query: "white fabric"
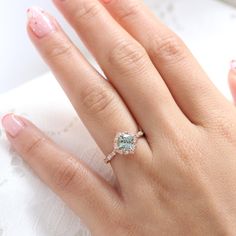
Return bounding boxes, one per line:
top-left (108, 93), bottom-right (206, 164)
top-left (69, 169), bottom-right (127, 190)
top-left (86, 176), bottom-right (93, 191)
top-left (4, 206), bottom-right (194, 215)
top-left (0, 0), bottom-right (236, 235)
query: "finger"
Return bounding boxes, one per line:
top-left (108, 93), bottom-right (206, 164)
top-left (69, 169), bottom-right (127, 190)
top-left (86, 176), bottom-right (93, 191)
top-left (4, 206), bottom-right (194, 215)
top-left (52, 0), bottom-right (190, 139)
top-left (27, 7), bottom-right (151, 179)
top-left (229, 60), bottom-right (236, 104)
top-left (1, 114), bottom-right (121, 230)
top-left (100, 0), bottom-right (232, 125)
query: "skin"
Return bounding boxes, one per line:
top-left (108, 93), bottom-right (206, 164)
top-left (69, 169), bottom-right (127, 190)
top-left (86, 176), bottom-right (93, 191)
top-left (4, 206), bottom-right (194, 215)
top-left (3, 0), bottom-right (236, 235)
top-left (229, 68), bottom-right (236, 104)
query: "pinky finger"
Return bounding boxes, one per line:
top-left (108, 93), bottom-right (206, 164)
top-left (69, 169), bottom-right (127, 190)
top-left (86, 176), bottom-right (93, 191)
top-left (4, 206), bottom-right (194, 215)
top-left (228, 60), bottom-right (236, 104)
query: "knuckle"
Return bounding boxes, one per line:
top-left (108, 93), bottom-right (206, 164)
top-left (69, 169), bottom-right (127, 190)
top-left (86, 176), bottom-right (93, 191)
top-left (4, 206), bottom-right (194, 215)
top-left (47, 41), bottom-right (73, 60)
top-left (24, 136), bottom-right (47, 156)
top-left (108, 40), bottom-right (148, 73)
top-left (81, 85), bottom-right (116, 116)
top-left (53, 155), bottom-right (79, 191)
top-left (74, 1), bottom-right (101, 22)
top-left (151, 34), bottom-right (186, 64)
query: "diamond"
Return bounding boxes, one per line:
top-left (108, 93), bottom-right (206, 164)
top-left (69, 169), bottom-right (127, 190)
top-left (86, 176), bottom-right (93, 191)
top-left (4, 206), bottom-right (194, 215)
top-left (104, 130), bottom-right (144, 163)
top-left (114, 132), bottom-right (136, 155)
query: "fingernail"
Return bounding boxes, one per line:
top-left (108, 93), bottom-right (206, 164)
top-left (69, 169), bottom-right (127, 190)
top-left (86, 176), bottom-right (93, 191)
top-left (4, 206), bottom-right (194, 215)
top-left (1, 114), bottom-right (25, 137)
top-left (230, 60), bottom-right (236, 71)
top-left (27, 6), bottom-right (56, 38)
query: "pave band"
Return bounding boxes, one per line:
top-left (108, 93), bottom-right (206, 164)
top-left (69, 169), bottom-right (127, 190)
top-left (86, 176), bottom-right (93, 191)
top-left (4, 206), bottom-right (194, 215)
top-left (104, 130), bottom-right (144, 164)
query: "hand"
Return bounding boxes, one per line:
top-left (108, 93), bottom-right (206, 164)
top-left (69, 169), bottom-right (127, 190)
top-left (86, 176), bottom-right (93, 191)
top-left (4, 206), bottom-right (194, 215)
top-left (2, 1), bottom-right (236, 235)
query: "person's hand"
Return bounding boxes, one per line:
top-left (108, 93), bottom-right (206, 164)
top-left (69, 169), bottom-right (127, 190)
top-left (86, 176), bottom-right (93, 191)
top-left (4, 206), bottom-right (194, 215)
top-left (2, 1), bottom-right (236, 235)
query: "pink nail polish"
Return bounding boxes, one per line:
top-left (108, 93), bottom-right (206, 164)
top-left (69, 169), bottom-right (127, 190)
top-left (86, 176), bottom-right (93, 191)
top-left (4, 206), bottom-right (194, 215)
top-left (27, 6), bottom-right (56, 38)
top-left (1, 114), bottom-right (25, 137)
top-left (230, 60), bottom-right (236, 71)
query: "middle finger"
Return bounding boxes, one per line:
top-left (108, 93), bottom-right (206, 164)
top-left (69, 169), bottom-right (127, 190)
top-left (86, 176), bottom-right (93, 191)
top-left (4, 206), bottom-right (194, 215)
top-left (27, 7), bottom-right (149, 184)
top-left (53, 0), bottom-right (190, 141)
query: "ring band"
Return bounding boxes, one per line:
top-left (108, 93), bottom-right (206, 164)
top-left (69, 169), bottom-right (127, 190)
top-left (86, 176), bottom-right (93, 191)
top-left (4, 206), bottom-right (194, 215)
top-left (104, 130), bottom-right (144, 164)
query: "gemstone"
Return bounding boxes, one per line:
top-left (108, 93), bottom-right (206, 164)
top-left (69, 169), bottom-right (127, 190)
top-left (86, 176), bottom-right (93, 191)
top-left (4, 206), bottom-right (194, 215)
top-left (116, 133), bottom-right (135, 153)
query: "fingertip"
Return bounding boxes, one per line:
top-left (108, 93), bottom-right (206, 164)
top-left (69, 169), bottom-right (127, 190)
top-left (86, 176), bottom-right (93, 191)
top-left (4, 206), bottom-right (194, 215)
top-left (1, 113), bottom-right (13, 124)
top-left (26, 6), bottom-right (57, 39)
top-left (1, 113), bottom-right (26, 138)
top-left (230, 60), bottom-right (236, 70)
top-left (228, 60), bottom-right (236, 103)
top-left (229, 60), bottom-right (236, 80)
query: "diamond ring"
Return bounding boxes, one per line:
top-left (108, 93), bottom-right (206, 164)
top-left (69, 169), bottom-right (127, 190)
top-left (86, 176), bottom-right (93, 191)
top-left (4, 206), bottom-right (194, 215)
top-left (104, 130), bottom-right (144, 164)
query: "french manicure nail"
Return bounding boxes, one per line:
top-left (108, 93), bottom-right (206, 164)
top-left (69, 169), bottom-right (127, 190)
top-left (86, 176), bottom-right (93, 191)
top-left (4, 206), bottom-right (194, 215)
top-left (230, 60), bottom-right (236, 71)
top-left (1, 114), bottom-right (25, 137)
top-left (27, 6), bottom-right (56, 38)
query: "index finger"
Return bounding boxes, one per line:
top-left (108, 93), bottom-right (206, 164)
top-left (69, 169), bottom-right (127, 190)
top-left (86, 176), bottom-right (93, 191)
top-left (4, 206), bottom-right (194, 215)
top-left (1, 113), bottom-right (121, 228)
